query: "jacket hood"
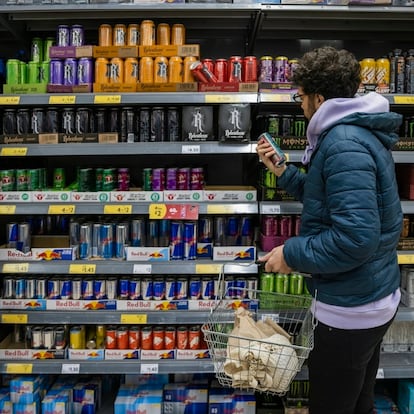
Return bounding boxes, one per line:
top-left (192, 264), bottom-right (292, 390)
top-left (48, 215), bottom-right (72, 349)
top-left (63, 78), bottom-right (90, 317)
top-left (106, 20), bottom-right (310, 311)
top-left (303, 92), bottom-right (402, 164)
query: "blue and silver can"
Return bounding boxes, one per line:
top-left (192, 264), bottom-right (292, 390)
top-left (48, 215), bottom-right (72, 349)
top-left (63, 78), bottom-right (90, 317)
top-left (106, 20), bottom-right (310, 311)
top-left (92, 223), bottom-right (101, 257)
top-left (153, 277), bottom-right (166, 300)
top-left (131, 218), bottom-right (146, 247)
top-left (128, 278), bottom-right (141, 300)
top-left (201, 276), bottom-right (214, 300)
top-left (115, 224), bottom-right (127, 259)
top-left (63, 58), bottom-right (77, 86)
top-left (17, 222), bottom-right (31, 253)
top-left (15, 278), bottom-right (25, 299)
top-left (176, 277), bottom-right (188, 299)
top-left (35, 277), bottom-right (47, 299)
top-left (170, 221), bottom-right (183, 260)
top-left (107, 277), bottom-right (117, 300)
top-left (226, 216), bottom-right (239, 246)
top-left (48, 279), bottom-right (60, 299)
top-left (81, 278), bottom-right (94, 300)
top-left (159, 219), bottom-right (170, 247)
top-left (214, 216), bottom-right (226, 247)
top-left (165, 277), bottom-right (176, 300)
top-left (100, 223), bottom-right (114, 259)
top-left (198, 216), bottom-right (212, 243)
top-left (93, 279), bottom-right (107, 299)
top-left (118, 277), bottom-right (130, 299)
top-left (189, 277), bottom-right (201, 300)
top-left (184, 221), bottom-right (197, 260)
top-left (7, 222), bottom-right (18, 248)
top-left (60, 278), bottom-right (72, 300)
top-left (141, 277), bottom-right (153, 300)
top-left (79, 223), bottom-right (92, 260)
top-left (72, 278), bottom-right (82, 300)
top-left (3, 277), bottom-right (15, 299)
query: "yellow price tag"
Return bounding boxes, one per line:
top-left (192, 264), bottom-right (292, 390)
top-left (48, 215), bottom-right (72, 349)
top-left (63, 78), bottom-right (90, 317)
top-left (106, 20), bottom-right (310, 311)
top-left (0, 205), bottom-right (16, 214)
top-left (207, 205), bottom-right (237, 214)
top-left (6, 363), bottom-right (32, 374)
top-left (205, 94), bottom-right (242, 103)
top-left (394, 96), bottom-right (414, 105)
top-left (69, 264), bottom-right (96, 274)
top-left (148, 204), bottom-right (167, 219)
top-left (48, 95), bottom-right (76, 105)
top-left (48, 205), bottom-right (76, 214)
top-left (260, 93), bottom-right (292, 103)
top-left (120, 314), bottom-right (148, 324)
top-left (2, 314), bottom-right (28, 324)
top-left (0, 96), bottom-right (20, 105)
top-left (3, 263), bottom-right (29, 273)
top-left (94, 95), bottom-right (121, 104)
top-left (398, 254), bottom-right (414, 264)
top-left (196, 264), bottom-right (224, 274)
top-left (104, 204), bottom-right (132, 214)
top-left (0, 147), bottom-right (28, 156)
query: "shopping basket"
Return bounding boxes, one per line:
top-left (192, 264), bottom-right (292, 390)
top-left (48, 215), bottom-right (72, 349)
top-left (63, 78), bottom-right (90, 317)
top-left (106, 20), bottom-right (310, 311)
top-left (201, 286), bottom-right (315, 396)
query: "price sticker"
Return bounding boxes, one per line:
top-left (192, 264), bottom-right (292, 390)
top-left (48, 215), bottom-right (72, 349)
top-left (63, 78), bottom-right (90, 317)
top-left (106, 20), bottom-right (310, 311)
top-left (205, 94), bottom-right (243, 103)
top-left (62, 363), bottom-right (80, 374)
top-left (149, 204), bottom-right (199, 220)
top-left (0, 205), bottom-right (16, 214)
top-left (207, 205), bottom-right (237, 214)
top-left (2, 314), bottom-right (28, 324)
top-left (140, 363), bottom-right (158, 374)
top-left (0, 96), bottom-right (20, 105)
top-left (398, 254), bottom-right (414, 265)
top-left (6, 363), bottom-right (32, 374)
top-left (376, 368), bottom-right (385, 379)
top-left (104, 204), bottom-right (132, 214)
top-left (261, 204), bottom-right (281, 215)
top-left (48, 95), bottom-right (76, 105)
top-left (120, 314), bottom-right (148, 324)
top-left (149, 204), bottom-right (167, 219)
top-left (196, 264), bottom-right (223, 274)
top-left (94, 95), bottom-right (121, 104)
top-left (260, 93), bottom-right (292, 103)
top-left (3, 263), bottom-right (29, 273)
top-left (69, 264), bottom-right (96, 274)
top-left (394, 96), bottom-right (414, 105)
top-left (182, 145), bottom-right (201, 154)
top-left (0, 147), bottom-right (28, 156)
top-left (48, 205), bottom-right (76, 215)
top-left (133, 264), bottom-right (152, 274)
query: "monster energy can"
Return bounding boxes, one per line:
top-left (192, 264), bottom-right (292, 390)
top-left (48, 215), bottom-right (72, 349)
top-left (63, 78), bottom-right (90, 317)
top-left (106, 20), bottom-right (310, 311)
top-left (294, 115), bottom-right (306, 137)
top-left (267, 114), bottom-right (280, 138)
top-left (275, 273), bottom-right (289, 294)
top-left (260, 272), bottom-right (274, 292)
top-left (289, 273), bottom-right (304, 295)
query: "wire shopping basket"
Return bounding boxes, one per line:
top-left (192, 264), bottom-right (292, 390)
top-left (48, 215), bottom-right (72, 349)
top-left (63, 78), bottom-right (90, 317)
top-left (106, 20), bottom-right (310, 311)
top-left (201, 286), bottom-right (315, 396)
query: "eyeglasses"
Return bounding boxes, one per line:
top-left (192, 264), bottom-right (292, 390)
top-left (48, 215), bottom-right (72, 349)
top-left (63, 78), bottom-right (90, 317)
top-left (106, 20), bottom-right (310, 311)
top-left (293, 93), bottom-right (306, 103)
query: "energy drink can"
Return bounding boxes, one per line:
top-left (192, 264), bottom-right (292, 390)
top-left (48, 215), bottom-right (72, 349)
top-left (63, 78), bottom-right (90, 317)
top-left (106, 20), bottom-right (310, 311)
top-left (141, 326), bottom-right (153, 350)
top-left (40, 61), bottom-right (50, 84)
top-left (177, 167), bottom-right (190, 190)
top-left (171, 23), bottom-right (185, 45)
top-left (3, 109), bottom-right (17, 135)
top-left (118, 167), bottom-right (130, 190)
top-left (115, 224), bottom-right (127, 259)
top-left (201, 276), bottom-right (214, 299)
top-left (27, 61), bottom-right (40, 83)
top-left (166, 168), bottom-right (178, 190)
top-left (214, 58), bottom-right (228, 82)
top-left (260, 272), bottom-right (274, 292)
top-left (107, 277), bottom-right (117, 300)
top-left (259, 56), bottom-right (273, 82)
top-left (49, 59), bottom-right (63, 85)
top-left (75, 108), bottom-right (91, 134)
top-left (141, 277), bottom-right (153, 300)
top-left (43, 37), bottom-right (55, 62)
top-left (165, 327), bottom-right (176, 349)
top-left (81, 278), bottom-right (94, 300)
top-left (77, 57), bottom-right (93, 84)
top-left (116, 327), bottom-right (129, 349)
top-left (45, 108), bottom-right (59, 133)
top-left (113, 24), bottom-right (127, 46)
top-left (95, 57), bottom-right (110, 84)
top-left (127, 24), bottom-right (140, 46)
top-left (105, 326), bottom-right (117, 349)
top-left (14, 277), bottom-right (25, 299)
top-left (7, 223), bottom-right (19, 248)
top-left (142, 168), bottom-right (152, 191)
top-left (198, 216), bottom-right (213, 243)
top-left (167, 106), bottom-right (180, 142)
top-left (124, 57), bottom-right (139, 84)
top-left (24, 277), bottom-right (35, 299)
top-left (62, 107), bottom-right (75, 134)
top-left (170, 221), bottom-right (184, 260)
top-left (108, 108), bottom-right (119, 133)
top-left (228, 56), bottom-right (243, 83)
top-left (17, 222), bottom-right (31, 253)
top-left (139, 56), bottom-right (154, 83)
top-left (101, 223), bottom-right (114, 258)
top-left (294, 115), bottom-right (306, 137)
top-left (190, 167), bottom-right (204, 190)
top-left (376, 57), bottom-right (391, 91)
top-left (147, 220), bottom-right (159, 247)
top-left (139, 107), bottom-right (151, 141)
top-left (102, 168), bottom-right (116, 191)
top-left (243, 56), bottom-right (258, 82)
top-left (258, 132), bottom-right (286, 167)
top-left (48, 279), bottom-right (60, 299)
top-left (36, 277), bottom-right (47, 299)
top-left (280, 215), bottom-right (292, 237)
top-left (57, 25), bottom-right (70, 47)
top-left (140, 20), bottom-right (155, 46)
top-left (168, 56), bottom-right (183, 83)
top-left (129, 327), bottom-right (140, 349)
top-left (31, 38), bottom-right (43, 62)
top-left (360, 57), bottom-right (376, 85)
top-left (189, 326), bottom-right (201, 350)
top-left (129, 278), bottom-right (141, 300)
top-left (31, 108), bottom-right (45, 134)
top-left (131, 218), bottom-right (146, 247)
top-left (99, 24), bottom-right (112, 46)
top-left (43, 326), bottom-right (55, 349)
top-left (274, 56), bottom-right (288, 83)
top-left (121, 108), bottom-right (136, 143)
top-left (0, 169), bottom-right (15, 191)
top-left (6, 59), bottom-right (20, 84)
top-left (3, 277), bottom-right (15, 298)
top-left (78, 168), bottom-right (94, 192)
top-left (60, 278), bottom-right (72, 299)
top-left (153, 277), bottom-right (166, 300)
top-left (54, 326), bottom-right (66, 349)
top-left (183, 221), bottom-right (197, 260)
top-left (247, 277), bottom-right (258, 299)
top-left (159, 219), bottom-right (170, 247)
top-left (176, 277), bottom-right (188, 299)
top-left (31, 326), bottom-right (44, 349)
top-left (53, 167), bottom-right (65, 190)
top-left (72, 278), bottom-right (82, 300)
top-left (275, 273), bottom-right (289, 294)
top-left (289, 273), bottom-right (304, 295)
top-left (190, 60), bottom-right (217, 83)
top-left (152, 327), bottom-right (165, 350)
top-left (94, 279), bottom-right (107, 299)
top-left (165, 277), bottom-right (176, 300)
top-left (95, 109), bottom-right (107, 133)
top-left (63, 58), bottom-right (77, 85)
top-left (70, 24), bottom-right (84, 46)
top-left (118, 277), bottom-right (129, 300)
top-left (151, 107), bottom-right (165, 141)
top-left (183, 56), bottom-right (197, 82)
top-left (109, 57), bottom-right (123, 83)
top-left (189, 277), bottom-right (201, 299)
top-left (151, 168), bottom-right (165, 191)
top-left (176, 326), bottom-right (188, 349)
top-left (157, 23), bottom-right (170, 45)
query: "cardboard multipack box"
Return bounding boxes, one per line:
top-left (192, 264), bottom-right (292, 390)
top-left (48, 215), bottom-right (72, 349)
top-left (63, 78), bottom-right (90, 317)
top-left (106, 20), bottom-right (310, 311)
top-left (136, 83), bottom-right (197, 93)
top-left (138, 44), bottom-right (199, 57)
top-left (93, 46), bottom-right (138, 58)
top-left (93, 83), bottom-right (136, 93)
top-left (163, 383), bottom-right (208, 412)
top-left (49, 45), bottom-right (94, 58)
top-left (198, 82), bottom-right (258, 93)
top-left (3, 83), bottom-right (47, 94)
top-left (47, 84), bottom-right (92, 93)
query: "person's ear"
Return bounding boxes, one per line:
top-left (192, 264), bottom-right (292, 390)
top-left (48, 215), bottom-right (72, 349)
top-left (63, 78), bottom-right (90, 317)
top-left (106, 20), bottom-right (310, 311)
top-left (315, 93), bottom-right (325, 107)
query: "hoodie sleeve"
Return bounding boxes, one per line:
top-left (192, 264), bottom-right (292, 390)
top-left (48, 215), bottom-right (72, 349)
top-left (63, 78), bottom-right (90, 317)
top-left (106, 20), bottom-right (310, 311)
top-left (283, 130), bottom-right (381, 274)
top-left (277, 165), bottom-right (307, 203)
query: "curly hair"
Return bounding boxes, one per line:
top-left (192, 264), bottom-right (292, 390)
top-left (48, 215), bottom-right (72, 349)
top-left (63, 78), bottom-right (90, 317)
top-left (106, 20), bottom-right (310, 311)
top-left (291, 46), bottom-right (361, 100)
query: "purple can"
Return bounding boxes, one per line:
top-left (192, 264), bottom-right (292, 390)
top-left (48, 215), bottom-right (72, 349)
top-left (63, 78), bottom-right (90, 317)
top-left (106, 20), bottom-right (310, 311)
top-left (183, 221), bottom-right (197, 260)
top-left (177, 167), bottom-right (190, 190)
top-left (153, 277), bottom-right (166, 300)
top-left (166, 168), bottom-right (177, 190)
top-left (57, 25), bottom-right (70, 47)
top-left (63, 58), bottom-right (77, 86)
top-left (274, 56), bottom-right (288, 83)
top-left (70, 24), bottom-right (84, 47)
top-left (190, 167), bottom-right (204, 190)
top-left (117, 168), bottom-right (130, 191)
top-left (170, 221), bottom-right (183, 260)
top-left (280, 215), bottom-right (292, 237)
top-left (50, 59), bottom-right (63, 85)
top-left (259, 56), bottom-right (273, 83)
top-left (152, 168), bottom-right (165, 191)
top-left (77, 57), bottom-right (93, 84)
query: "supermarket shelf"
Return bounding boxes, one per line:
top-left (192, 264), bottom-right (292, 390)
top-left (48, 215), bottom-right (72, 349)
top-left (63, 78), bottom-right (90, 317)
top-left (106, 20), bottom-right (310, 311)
top-left (0, 260), bottom-right (259, 275)
top-left (259, 201), bottom-right (303, 215)
top-left (393, 152), bottom-right (414, 164)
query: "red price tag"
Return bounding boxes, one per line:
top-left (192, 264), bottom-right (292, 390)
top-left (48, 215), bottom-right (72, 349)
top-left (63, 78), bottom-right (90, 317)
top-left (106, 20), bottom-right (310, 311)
top-left (149, 204), bottom-right (199, 220)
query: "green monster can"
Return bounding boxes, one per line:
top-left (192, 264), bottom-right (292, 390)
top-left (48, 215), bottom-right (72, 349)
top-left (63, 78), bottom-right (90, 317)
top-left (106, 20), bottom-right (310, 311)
top-left (142, 168), bottom-right (152, 191)
top-left (28, 169), bottom-right (40, 191)
top-left (27, 61), bottom-right (40, 83)
top-left (263, 168), bottom-right (277, 188)
top-left (95, 168), bottom-right (104, 191)
top-left (260, 272), bottom-right (275, 292)
top-left (53, 168), bottom-right (66, 190)
top-left (15, 169), bottom-right (28, 191)
top-left (0, 170), bottom-right (16, 191)
top-left (102, 168), bottom-right (116, 191)
top-left (289, 273), bottom-right (304, 295)
top-left (6, 59), bottom-right (20, 85)
top-left (78, 168), bottom-right (94, 192)
top-left (39, 168), bottom-right (47, 189)
top-left (275, 273), bottom-right (289, 294)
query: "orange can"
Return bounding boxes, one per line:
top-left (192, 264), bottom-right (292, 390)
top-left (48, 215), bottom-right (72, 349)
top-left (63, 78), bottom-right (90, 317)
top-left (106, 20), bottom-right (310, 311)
top-left (116, 326), bottom-right (129, 349)
top-left (113, 24), bottom-right (127, 46)
top-left (169, 56), bottom-right (183, 83)
top-left (164, 327), bottom-right (176, 350)
top-left (95, 57), bottom-right (110, 84)
top-left (360, 58), bottom-right (376, 85)
top-left (188, 325), bottom-right (200, 350)
top-left (176, 326), bottom-right (188, 350)
top-left (105, 325), bottom-right (117, 349)
top-left (171, 24), bottom-right (185, 45)
top-left (140, 20), bottom-right (155, 46)
top-left (127, 23), bottom-right (139, 46)
top-left (99, 24), bottom-right (112, 46)
top-left (154, 56), bottom-right (168, 83)
top-left (141, 326), bottom-right (153, 350)
top-left (124, 57), bottom-right (139, 83)
top-left (139, 56), bottom-right (154, 83)
top-left (152, 327), bottom-right (165, 350)
top-left (109, 57), bottom-right (124, 83)
top-left (129, 327), bottom-right (140, 349)
top-left (375, 57), bottom-right (390, 89)
top-left (157, 23), bottom-right (170, 46)
top-left (183, 56), bottom-right (197, 82)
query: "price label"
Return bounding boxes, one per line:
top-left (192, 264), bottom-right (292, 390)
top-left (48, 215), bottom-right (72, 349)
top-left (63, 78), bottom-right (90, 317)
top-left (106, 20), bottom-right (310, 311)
top-left (398, 254), bottom-right (414, 264)
top-left (182, 145), bottom-right (201, 154)
top-left (94, 95), bottom-right (121, 104)
top-left (120, 314), bottom-right (148, 324)
top-left (140, 363), bottom-right (158, 374)
top-left (133, 264), bottom-right (152, 274)
top-left (104, 204), bottom-right (132, 214)
top-left (205, 94), bottom-right (242, 103)
top-left (207, 205), bottom-right (237, 214)
top-left (61, 363), bottom-right (80, 374)
top-left (69, 264), bottom-right (96, 274)
top-left (0, 96), bottom-right (20, 105)
top-left (394, 96), bottom-right (414, 105)
top-left (48, 205), bottom-right (76, 214)
top-left (0, 205), bottom-right (16, 214)
top-left (6, 363), bottom-right (32, 374)
top-left (196, 264), bottom-right (223, 274)
top-left (260, 93), bottom-right (292, 103)
top-left (0, 147), bottom-right (28, 156)
top-left (3, 263), bottom-right (29, 273)
top-left (48, 95), bottom-right (76, 105)
top-left (148, 204), bottom-right (167, 219)
top-left (376, 368), bottom-right (385, 379)
top-left (2, 314), bottom-right (28, 324)
top-left (149, 204), bottom-right (199, 220)
top-left (262, 204), bottom-right (281, 215)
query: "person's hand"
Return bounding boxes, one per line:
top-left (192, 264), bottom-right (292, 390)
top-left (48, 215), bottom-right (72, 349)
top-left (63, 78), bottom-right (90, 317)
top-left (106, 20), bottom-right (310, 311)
top-left (256, 139), bottom-right (287, 177)
top-left (258, 244), bottom-right (293, 274)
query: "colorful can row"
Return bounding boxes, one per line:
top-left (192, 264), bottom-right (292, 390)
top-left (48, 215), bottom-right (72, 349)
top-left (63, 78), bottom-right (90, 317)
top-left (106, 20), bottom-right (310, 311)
top-left (49, 57), bottom-right (93, 85)
top-left (259, 55), bottom-right (299, 83)
top-left (142, 166), bottom-right (204, 191)
top-left (6, 59), bottom-right (49, 85)
top-left (260, 272), bottom-right (307, 295)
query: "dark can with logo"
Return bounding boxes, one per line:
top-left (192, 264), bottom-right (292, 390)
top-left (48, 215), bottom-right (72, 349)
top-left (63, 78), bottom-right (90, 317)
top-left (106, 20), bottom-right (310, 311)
top-left (31, 108), bottom-right (45, 134)
top-left (45, 108), bottom-right (60, 133)
top-left (139, 107), bottom-right (151, 142)
top-left (75, 107), bottom-right (91, 134)
top-left (63, 58), bottom-right (77, 86)
top-left (281, 114), bottom-right (294, 137)
top-left (77, 57), bottom-right (93, 84)
top-left (50, 59), bottom-right (63, 85)
top-left (150, 107), bottom-right (165, 142)
top-left (95, 108), bottom-right (107, 133)
top-left (78, 168), bottom-right (94, 191)
top-left (190, 167), bottom-right (204, 190)
top-left (167, 107), bottom-right (180, 142)
top-left (3, 109), bottom-right (17, 135)
top-left (109, 108), bottom-right (119, 133)
top-left (62, 108), bottom-right (75, 134)
top-left (294, 115), bottom-right (306, 137)
top-left (177, 167), bottom-right (190, 190)
top-left (228, 56), bottom-right (243, 83)
top-left (121, 107), bottom-right (136, 143)
top-left (16, 109), bottom-right (30, 134)
top-left (102, 168), bottom-right (116, 191)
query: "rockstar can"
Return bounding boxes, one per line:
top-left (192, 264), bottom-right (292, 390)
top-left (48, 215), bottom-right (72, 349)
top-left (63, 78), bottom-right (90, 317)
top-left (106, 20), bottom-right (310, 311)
top-left (57, 25), bottom-right (70, 47)
top-left (109, 57), bottom-right (123, 83)
top-left (77, 57), bottom-right (93, 84)
top-left (242, 56), bottom-right (258, 82)
top-left (63, 58), bottom-right (77, 86)
top-left (49, 59), bottom-right (63, 85)
top-left (113, 24), bottom-right (127, 46)
top-left (228, 56), bottom-right (243, 83)
top-left (70, 24), bottom-right (84, 46)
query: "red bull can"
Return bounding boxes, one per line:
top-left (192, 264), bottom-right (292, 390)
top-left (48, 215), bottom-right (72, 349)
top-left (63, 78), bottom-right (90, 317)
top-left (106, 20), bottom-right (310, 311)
top-left (79, 223), bottom-right (92, 260)
top-left (201, 276), bottom-right (214, 299)
top-left (107, 277), bottom-right (117, 300)
top-left (101, 223), bottom-right (114, 259)
top-left (128, 278), bottom-right (141, 300)
top-left (131, 218), bottom-right (146, 247)
top-left (189, 277), bottom-right (201, 300)
top-left (81, 279), bottom-right (94, 300)
top-left (141, 277), bottom-right (153, 300)
top-left (35, 277), bottom-right (47, 299)
top-left (72, 278), bottom-right (82, 300)
top-left (170, 221), bottom-right (184, 260)
top-left (115, 224), bottom-right (127, 259)
top-left (198, 216), bottom-right (213, 243)
top-left (7, 222), bottom-right (18, 248)
top-left (184, 221), bottom-right (197, 260)
top-left (176, 277), bottom-right (188, 299)
top-left (94, 279), bottom-right (107, 299)
top-left (153, 277), bottom-right (166, 300)
top-left (224, 276), bottom-right (234, 299)
top-left (48, 279), bottom-right (60, 299)
top-left (118, 277), bottom-right (130, 300)
top-left (234, 278), bottom-right (247, 299)
top-left (15, 278), bottom-right (25, 299)
top-left (3, 277), bottom-right (15, 299)
top-left (60, 278), bottom-right (72, 299)
top-left (165, 277), bottom-right (176, 300)
top-left (226, 216), bottom-right (239, 246)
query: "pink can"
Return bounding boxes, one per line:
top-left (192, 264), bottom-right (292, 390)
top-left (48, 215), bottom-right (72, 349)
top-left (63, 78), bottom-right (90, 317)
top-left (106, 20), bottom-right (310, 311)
top-left (177, 167), bottom-right (190, 190)
top-left (190, 167), bottom-right (204, 190)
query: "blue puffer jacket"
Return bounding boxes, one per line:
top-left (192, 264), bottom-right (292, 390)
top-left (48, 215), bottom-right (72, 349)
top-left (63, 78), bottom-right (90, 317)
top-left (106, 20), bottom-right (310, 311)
top-left (279, 102), bottom-right (403, 307)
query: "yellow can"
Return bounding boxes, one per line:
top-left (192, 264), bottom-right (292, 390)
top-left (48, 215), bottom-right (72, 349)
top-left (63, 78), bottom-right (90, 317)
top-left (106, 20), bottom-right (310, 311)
top-left (96, 325), bottom-right (106, 349)
top-left (70, 325), bottom-right (85, 349)
top-left (99, 24), bottom-right (112, 47)
top-left (183, 56), bottom-right (197, 82)
top-left (169, 56), bottom-right (183, 83)
top-left (375, 57), bottom-right (390, 88)
top-left (127, 24), bottom-right (140, 46)
top-left (109, 57), bottom-right (124, 83)
top-left (171, 23), bottom-right (185, 45)
top-left (140, 20), bottom-right (155, 46)
top-left (124, 57), bottom-right (139, 83)
top-left (154, 56), bottom-right (168, 83)
top-left (157, 23), bottom-right (170, 45)
top-left (113, 24), bottom-right (127, 46)
top-left (95, 57), bottom-right (110, 84)
top-left (139, 56), bottom-right (154, 83)
top-left (360, 58), bottom-right (376, 85)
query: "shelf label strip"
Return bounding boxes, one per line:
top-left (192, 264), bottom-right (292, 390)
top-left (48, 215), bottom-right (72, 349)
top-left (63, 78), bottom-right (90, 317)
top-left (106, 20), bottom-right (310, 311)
top-left (2, 263), bottom-right (29, 273)
top-left (0, 147), bottom-right (28, 156)
top-left (69, 264), bottom-right (96, 274)
top-left (120, 314), bottom-right (148, 324)
top-left (2, 314), bottom-right (28, 324)
top-left (0, 205), bottom-right (16, 214)
top-left (6, 363), bottom-right (32, 374)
